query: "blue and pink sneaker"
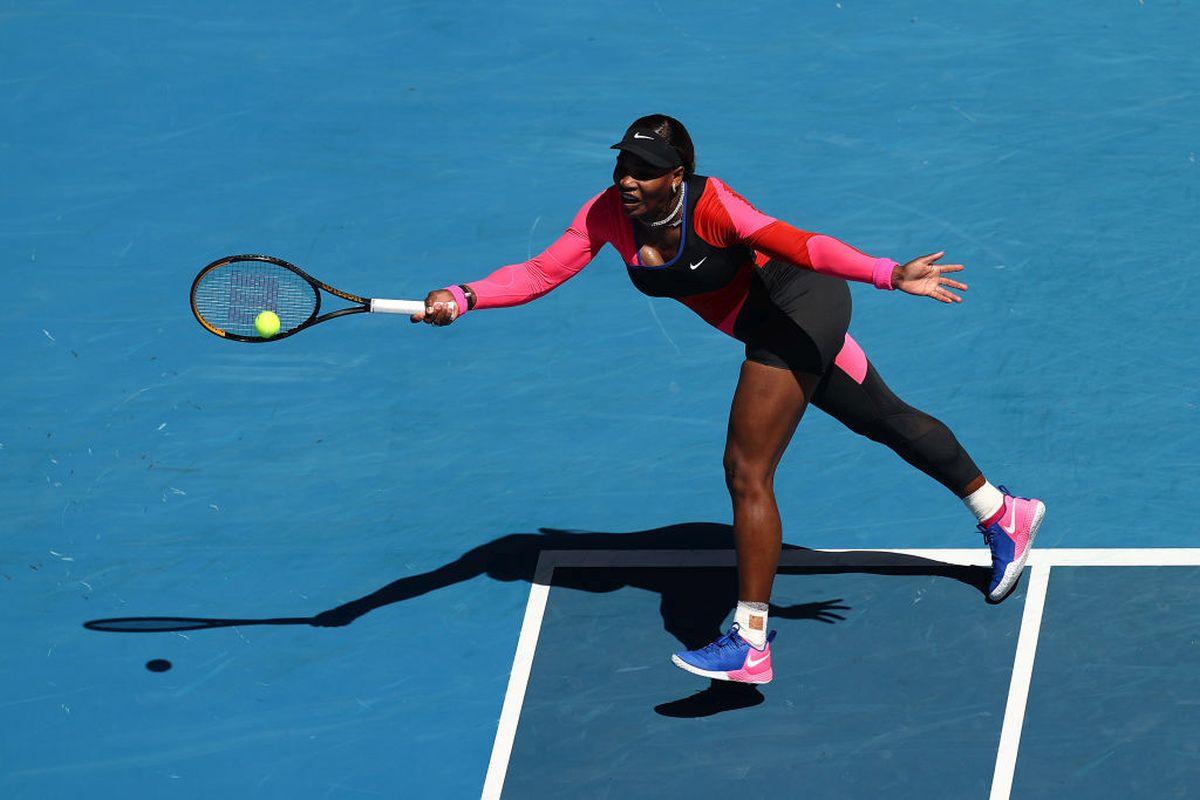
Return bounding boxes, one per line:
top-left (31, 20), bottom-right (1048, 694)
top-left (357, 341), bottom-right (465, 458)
top-left (671, 623), bottom-right (776, 684)
top-left (980, 485), bottom-right (1046, 602)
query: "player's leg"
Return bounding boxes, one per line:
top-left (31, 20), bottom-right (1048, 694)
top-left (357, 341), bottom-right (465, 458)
top-left (811, 346), bottom-right (1045, 601)
top-left (723, 360), bottom-right (818, 604)
top-left (672, 359), bottom-right (817, 684)
top-left (812, 360), bottom-right (981, 495)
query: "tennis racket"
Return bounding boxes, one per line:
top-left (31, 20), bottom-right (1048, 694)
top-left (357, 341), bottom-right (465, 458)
top-left (190, 254), bottom-right (432, 342)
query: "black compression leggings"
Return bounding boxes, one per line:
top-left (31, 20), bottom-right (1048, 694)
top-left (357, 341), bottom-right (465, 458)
top-left (810, 361), bottom-right (981, 496)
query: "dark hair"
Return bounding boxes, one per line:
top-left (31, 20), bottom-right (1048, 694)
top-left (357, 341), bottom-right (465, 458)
top-left (625, 114), bottom-right (695, 176)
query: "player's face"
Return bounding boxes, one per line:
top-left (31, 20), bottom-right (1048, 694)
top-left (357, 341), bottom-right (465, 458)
top-left (614, 154), bottom-right (683, 221)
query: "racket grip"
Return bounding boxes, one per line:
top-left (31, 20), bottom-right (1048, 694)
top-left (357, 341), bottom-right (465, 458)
top-left (369, 298), bottom-right (427, 315)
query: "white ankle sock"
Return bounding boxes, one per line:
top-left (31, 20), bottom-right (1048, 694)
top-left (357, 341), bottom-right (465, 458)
top-left (964, 481), bottom-right (1005, 522)
top-left (734, 601), bottom-right (768, 648)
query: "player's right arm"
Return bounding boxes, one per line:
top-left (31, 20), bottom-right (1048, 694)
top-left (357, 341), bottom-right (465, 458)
top-left (413, 190), bottom-right (615, 325)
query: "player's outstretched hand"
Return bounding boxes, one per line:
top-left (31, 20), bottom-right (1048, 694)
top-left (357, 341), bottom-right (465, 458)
top-left (894, 251), bottom-right (968, 304)
top-left (411, 289), bottom-right (459, 325)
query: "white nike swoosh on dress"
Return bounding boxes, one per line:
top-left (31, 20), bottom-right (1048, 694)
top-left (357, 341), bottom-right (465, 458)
top-left (689, 257), bottom-right (707, 270)
top-left (745, 651), bottom-right (769, 668)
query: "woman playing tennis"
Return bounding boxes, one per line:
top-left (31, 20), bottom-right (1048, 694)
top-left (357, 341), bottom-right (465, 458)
top-left (412, 114), bottom-right (1045, 685)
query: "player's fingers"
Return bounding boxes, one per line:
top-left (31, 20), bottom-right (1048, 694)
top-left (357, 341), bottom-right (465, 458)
top-left (922, 250), bottom-right (945, 263)
top-left (940, 278), bottom-right (968, 290)
top-left (937, 264), bottom-right (965, 274)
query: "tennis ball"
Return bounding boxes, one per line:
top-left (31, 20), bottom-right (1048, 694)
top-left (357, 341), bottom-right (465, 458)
top-left (255, 310), bottom-right (281, 338)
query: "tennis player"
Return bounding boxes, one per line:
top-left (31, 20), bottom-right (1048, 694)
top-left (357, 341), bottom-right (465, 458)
top-left (413, 114), bottom-right (1045, 685)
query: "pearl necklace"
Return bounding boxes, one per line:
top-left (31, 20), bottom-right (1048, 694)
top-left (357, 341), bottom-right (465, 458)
top-left (644, 186), bottom-right (684, 228)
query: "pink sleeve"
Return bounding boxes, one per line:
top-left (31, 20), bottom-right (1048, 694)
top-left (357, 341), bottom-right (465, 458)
top-left (707, 178), bottom-right (895, 289)
top-left (748, 221), bottom-right (897, 290)
top-left (708, 177), bottom-right (777, 239)
top-left (465, 191), bottom-right (616, 310)
top-left (805, 234), bottom-right (897, 290)
top-left (801, 232), bottom-right (897, 289)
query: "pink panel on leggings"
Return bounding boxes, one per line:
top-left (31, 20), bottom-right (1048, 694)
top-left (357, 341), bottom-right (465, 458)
top-left (834, 333), bottom-right (867, 384)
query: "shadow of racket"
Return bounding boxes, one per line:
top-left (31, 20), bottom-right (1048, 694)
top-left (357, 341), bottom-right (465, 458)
top-left (84, 616), bottom-right (311, 632)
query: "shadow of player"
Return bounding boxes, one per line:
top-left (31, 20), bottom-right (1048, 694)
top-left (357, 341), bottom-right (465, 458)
top-left (84, 521), bottom-right (991, 717)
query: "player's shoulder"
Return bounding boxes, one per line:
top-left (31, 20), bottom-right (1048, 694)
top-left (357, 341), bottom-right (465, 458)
top-left (693, 174), bottom-right (740, 214)
top-left (595, 184), bottom-right (622, 203)
top-left (695, 175), bottom-right (777, 236)
top-left (576, 185), bottom-right (621, 213)
top-left (703, 175), bottom-right (752, 204)
top-left (566, 186), bottom-right (624, 236)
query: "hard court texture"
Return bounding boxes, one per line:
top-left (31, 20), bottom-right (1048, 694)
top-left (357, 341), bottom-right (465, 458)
top-left (1, 1), bottom-right (1197, 797)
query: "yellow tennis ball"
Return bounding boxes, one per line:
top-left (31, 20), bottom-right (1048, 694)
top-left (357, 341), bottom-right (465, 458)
top-left (255, 310), bottom-right (281, 338)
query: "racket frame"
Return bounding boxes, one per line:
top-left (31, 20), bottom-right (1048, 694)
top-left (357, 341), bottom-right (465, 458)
top-left (190, 254), bottom-right (421, 342)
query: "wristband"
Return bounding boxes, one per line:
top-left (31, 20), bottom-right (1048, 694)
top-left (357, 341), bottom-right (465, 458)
top-left (872, 258), bottom-right (897, 290)
top-left (458, 284), bottom-right (477, 310)
top-left (443, 285), bottom-right (469, 318)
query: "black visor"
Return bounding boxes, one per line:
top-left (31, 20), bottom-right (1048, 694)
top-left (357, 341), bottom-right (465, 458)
top-left (610, 130), bottom-right (682, 170)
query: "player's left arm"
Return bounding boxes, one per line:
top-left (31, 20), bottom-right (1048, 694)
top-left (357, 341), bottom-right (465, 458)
top-left (705, 178), bottom-right (967, 303)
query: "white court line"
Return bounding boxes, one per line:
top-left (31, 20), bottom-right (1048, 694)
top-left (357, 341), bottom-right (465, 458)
top-left (481, 552), bottom-right (554, 800)
top-left (538, 547), bottom-right (990, 568)
top-left (482, 548), bottom-right (1200, 799)
top-left (534, 548), bottom-right (1200, 569)
top-left (989, 563), bottom-right (1051, 800)
top-left (1028, 548), bottom-right (1200, 567)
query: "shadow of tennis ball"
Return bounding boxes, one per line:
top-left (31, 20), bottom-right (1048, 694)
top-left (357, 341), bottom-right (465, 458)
top-left (145, 659), bottom-right (172, 672)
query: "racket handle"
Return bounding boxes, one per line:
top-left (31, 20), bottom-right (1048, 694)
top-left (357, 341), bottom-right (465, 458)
top-left (369, 298), bottom-right (427, 315)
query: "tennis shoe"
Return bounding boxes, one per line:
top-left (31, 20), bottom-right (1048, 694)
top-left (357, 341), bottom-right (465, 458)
top-left (671, 623), bottom-right (775, 684)
top-left (980, 485), bottom-right (1046, 602)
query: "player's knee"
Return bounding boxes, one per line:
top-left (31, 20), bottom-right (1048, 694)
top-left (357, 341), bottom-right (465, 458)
top-left (867, 410), bottom-right (937, 448)
top-left (723, 453), bottom-right (774, 500)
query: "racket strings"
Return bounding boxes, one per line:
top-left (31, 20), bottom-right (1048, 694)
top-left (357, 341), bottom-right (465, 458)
top-left (193, 261), bottom-right (318, 337)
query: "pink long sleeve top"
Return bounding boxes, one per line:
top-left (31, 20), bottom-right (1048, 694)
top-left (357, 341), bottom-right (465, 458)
top-left (457, 175), bottom-right (893, 381)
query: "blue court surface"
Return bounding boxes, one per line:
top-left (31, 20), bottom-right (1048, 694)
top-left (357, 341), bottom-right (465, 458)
top-left (2, 2), bottom-right (1198, 798)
